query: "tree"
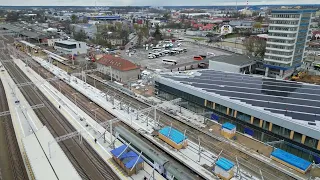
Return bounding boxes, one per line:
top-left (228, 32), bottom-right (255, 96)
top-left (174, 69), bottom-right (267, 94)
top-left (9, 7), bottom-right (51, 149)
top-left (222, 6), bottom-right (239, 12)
top-left (82, 17), bottom-right (88, 23)
top-left (163, 12), bottom-right (171, 21)
top-left (71, 14), bottom-right (78, 23)
top-left (136, 25), bottom-right (149, 45)
top-left (254, 38), bottom-right (267, 57)
top-left (6, 12), bottom-right (19, 22)
top-left (243, 37), bottom-right (255, 54)
top-left (74, 30), bottom-right (87, 41)
top-left (253, 22), bottom-right (262, 29)
top-left (153, 24), bottom-right (162, 41)
top-left (255, 15), bottom-right (263, 23)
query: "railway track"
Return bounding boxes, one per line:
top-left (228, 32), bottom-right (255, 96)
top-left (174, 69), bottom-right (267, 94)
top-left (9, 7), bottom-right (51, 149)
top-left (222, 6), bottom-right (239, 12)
top-left (12, 51), bottom-right (205, 179)
top-left (8, 42), bottom-right (293, 179)
top-left (0, 79), bottom-right (28, 180)
top-left (84, 74), bottom-right (295, 180)
top-left (1, 57), bottom-right (119, 180)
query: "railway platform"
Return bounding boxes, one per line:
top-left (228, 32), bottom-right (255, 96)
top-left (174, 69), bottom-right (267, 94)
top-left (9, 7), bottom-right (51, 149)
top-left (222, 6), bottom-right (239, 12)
top-left (29, 56), bottom-right (231, 180)
top-left (0, 61), bottom-right (81, 180)
top-left (12, 56), bottom-right (166, 180)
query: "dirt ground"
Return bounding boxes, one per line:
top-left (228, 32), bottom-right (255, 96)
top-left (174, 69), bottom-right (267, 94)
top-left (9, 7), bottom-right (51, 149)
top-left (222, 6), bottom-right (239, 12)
top-left (296, 75), bottom-right (320, 85)
top-left (219, 41), bottom-right (246, 50)
top-left (208, 124), bottom-right (273, 157)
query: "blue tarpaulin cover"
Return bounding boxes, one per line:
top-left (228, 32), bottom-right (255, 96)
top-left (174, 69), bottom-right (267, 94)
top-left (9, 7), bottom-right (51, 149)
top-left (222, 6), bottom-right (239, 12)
top-left (210, 113), bottom-right (219, 121)
top-left (110, 145), bottom-right (144, 169)
top-left (159, 126), bottom-right (187, 144)
top-left (121, 151), bottom-right (144, 169)
top-left (216, 157), bottom-right (234, 171)
top-left (271, 149), bottom-right (311, 171)
top-left (244, 127), bottom-right (254, 136)
top-left (222, 122), bottom-right (236, 130)
top-left (110, 144), bottom-right (127, 157)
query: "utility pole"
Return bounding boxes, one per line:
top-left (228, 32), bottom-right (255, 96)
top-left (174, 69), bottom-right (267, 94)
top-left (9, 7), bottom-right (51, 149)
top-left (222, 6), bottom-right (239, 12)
top-left (91, 108), bottom-right (99, 133)
top-left (71, 92), bottom-right (78, 115)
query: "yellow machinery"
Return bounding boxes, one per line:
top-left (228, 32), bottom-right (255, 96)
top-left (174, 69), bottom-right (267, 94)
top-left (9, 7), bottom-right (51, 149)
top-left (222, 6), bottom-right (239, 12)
top-left (291, 71), bottom-right (306, 81)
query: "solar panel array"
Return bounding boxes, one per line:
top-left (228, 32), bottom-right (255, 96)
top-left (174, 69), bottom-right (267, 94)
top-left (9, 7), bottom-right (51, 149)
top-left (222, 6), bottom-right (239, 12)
top-left (162, 70), bottom-right (320, 122)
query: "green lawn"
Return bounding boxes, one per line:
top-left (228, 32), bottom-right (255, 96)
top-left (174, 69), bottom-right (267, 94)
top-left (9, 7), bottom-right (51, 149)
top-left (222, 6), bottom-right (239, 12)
top-left (190, 37), bottom-right (206, 41)
top-left (224, 33), bottom-right (238, 39)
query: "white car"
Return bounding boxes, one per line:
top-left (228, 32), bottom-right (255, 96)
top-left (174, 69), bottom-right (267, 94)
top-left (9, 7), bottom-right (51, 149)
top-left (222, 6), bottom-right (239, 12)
top-left (148, 54), bottom-right (155, 59)
top-left (177, 43), bottom-right (182, 47)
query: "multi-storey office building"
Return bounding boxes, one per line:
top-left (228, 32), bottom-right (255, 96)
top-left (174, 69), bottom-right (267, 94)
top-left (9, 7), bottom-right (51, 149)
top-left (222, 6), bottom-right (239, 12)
top-left (264, 9), bottom-right (316, 79)
top-left (155, 70), bottom-right (320, 161)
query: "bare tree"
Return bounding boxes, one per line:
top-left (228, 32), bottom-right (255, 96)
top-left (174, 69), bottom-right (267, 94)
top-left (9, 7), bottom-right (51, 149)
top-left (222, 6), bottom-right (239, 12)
top-left (254, 38), bottom-right (267, 57)
top-left (243, 37), bottom-right (255, 54)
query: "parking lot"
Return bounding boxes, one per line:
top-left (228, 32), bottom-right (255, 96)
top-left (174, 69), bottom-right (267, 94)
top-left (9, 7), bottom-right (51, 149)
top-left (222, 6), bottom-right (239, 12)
top-left (121, 41), bottom-right (230, 70)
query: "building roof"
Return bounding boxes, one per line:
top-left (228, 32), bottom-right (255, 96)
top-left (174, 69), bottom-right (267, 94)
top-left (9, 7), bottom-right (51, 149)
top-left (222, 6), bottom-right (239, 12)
top-left (222, 122), bottom-right (236, 130)
top-left (216, 157), bottom-right (234, 171)
top-left (97, 55), bottom-right (139, 71)
top-left (209, 55), bottom-right (258, 66)
top-left (156, 70), bottom-right (320, 140)
top-left (271, 149), bottom-right (311, 171)
top-left (159, 126), bottom-right (187, 144)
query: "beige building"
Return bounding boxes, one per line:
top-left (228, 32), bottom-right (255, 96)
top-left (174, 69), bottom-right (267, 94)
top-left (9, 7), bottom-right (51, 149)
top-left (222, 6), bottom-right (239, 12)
top-left (96, 55), bottom-right (140, 83)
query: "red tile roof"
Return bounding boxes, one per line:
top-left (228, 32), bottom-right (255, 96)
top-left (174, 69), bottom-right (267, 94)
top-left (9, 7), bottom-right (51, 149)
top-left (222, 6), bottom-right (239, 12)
top-left (97, 55), bottom-right (139, 71)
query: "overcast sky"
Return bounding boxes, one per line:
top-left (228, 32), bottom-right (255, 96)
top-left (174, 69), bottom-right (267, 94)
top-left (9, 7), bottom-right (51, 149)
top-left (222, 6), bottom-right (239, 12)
top-left (0, 0), bottom-right (319, 6)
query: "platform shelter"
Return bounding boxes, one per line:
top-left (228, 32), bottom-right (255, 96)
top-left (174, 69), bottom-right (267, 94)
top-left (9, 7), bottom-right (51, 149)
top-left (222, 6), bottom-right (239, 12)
top-left (110, 144), bottom-right (144, 176)
top-left (221, 122), bottom-right (236, 139)
top-left (214, 157), bottom-right (235, 180)
top-left (158, 126), bottom-right (188, 150)
top-left (271, 149), bottom-right (312, 174)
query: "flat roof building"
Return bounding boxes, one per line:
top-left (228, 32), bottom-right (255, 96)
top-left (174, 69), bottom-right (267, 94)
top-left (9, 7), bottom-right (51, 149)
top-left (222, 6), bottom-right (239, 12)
top-left (208, 55), bottom-right (257, 74)
top-left (54, 40), bottom-right (88, 55)
top-left (264, 9), bottom-right (316, 79)
top-left (155, 69), bottom-right (320, 162)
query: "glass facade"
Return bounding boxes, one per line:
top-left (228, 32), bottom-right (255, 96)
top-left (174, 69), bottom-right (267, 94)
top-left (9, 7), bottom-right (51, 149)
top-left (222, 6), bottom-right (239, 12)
top-left (155, 81), bottom-right (320, 161)
top-left (55, 42), bottom-right (77, 49)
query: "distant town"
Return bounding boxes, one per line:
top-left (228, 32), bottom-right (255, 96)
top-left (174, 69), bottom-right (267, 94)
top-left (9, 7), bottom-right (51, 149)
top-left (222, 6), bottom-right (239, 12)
top-left (0, 4), bottom-right (320, 180)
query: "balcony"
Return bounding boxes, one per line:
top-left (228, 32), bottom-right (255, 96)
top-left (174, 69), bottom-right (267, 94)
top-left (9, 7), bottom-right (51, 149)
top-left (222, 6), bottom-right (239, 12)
top-left (265, 53), bottom-right (293, 59)
top-left (263, 58), bottom-right (292, 64)
top-left (269, 17), bottom-right (300, 21)
top-left (267, 35), bottom-right (296, 40)
top-left (266, 47), bottom-right (294, 52)
top-left (268, 24), bottom-right (299, 27)
top-left (267, 41), bottom-right (294, 46)
top-left (268, 30), bottom-right (297, 34)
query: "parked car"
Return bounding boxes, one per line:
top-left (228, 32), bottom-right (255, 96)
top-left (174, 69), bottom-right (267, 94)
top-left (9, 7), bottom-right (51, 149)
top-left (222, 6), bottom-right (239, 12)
top-left (148, 54), bottom-right (155, 59)
top-left (194, 56), bottom-right (204, 60)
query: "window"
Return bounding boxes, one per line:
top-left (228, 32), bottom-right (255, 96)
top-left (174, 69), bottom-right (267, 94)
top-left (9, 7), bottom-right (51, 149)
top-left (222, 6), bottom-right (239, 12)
top-left (206, 100), bottom-right (213, 109)
top-left (253, 117), bottom-right (260, 127)
top-left (263, 121), bottom-right (270, 130)
top-left (271, 124), bottom-right (281, 134)
top-left (54, 42), bottom-right (76, 49)
top-left (280, 127), bottom-right (291, 138)
top-left (293, 132), bottom-right (302, 143)
top-left (236, 111), bottom-right (251, 122)
top-left (305, 136), bottom-right (317, 148)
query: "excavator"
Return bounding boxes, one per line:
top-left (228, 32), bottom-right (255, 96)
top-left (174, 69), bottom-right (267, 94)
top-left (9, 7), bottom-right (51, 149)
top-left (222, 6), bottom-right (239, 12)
top-left (291, 71), bottom-right (307, 81)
